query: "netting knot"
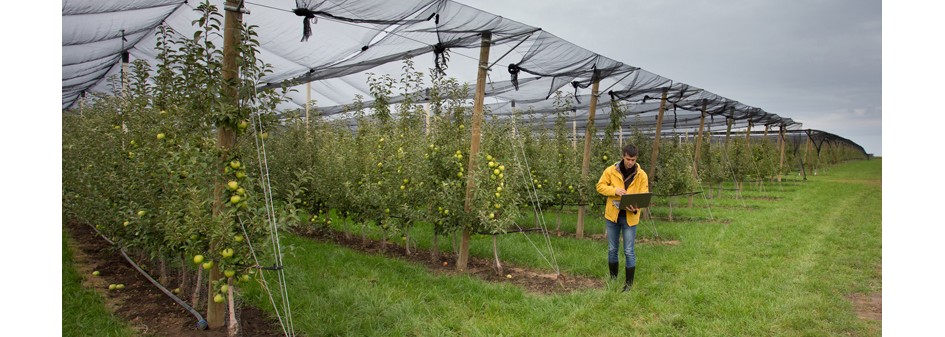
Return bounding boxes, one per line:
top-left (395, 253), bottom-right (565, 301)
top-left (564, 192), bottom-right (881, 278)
top-left (433, 43), bottom-right (450, 75)
top-left (294, 8), bottom-right (317, 42)
top-left (572, 81), bottom-right (582, 104)
top-left (508, 63), bottom-right (520, 91)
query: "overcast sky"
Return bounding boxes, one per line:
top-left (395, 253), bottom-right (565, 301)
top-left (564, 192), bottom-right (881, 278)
top-left (466, 0), bottom-right (882, 155)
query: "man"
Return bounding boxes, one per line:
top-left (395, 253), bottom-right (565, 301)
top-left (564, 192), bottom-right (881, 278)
top-left (595, 144), bottom-right (649, 292)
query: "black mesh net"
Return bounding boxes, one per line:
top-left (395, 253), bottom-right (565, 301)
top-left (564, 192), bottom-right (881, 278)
top-left (61, 0), bottom-right (865, 154)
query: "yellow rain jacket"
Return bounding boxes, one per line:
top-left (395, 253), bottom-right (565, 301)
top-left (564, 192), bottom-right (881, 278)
top-left (595, 161), bottom-right (649, 226)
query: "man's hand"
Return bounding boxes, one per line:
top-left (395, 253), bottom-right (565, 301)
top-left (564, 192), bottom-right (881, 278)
top-left (624, 205), bottom-right (638, 213)
top-left (615, 188), bottom-right (627, 196)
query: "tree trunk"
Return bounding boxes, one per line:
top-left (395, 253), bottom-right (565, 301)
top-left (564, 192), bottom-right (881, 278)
top-left (227, 279), bottom-right (239, 336)
top-left (381, 227), bottom-right (388, 250)
top-left (404, 224), bottom-right (412, 255)
top-left (431, 231), bottom-right (440, 262)
top-left (343, 216), bottom-right (350, 240)
top-left (192, 267), bottom-right (203, 308)
top-left (456, 230), bottom-right (471, 272)
top-left (159, 257), bottom-right (168, 285)
top-left (179, 255), bottom-right (190, 298)
top-left (668, 198), bottom-right (674, 221)
top-left (555, 212), bottom-right (562, 237)
top-left (208, 266), bottom-right (224, 327)
top-left (492, 235), bottom-right (503, 276)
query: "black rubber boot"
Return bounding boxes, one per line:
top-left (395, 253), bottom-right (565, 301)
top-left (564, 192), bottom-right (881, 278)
top-left (622, 267), bottom-right (635, 292)
top-left (608, 262), bottom-right (619, 280)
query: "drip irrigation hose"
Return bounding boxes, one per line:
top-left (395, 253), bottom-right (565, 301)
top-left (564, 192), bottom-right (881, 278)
top-left (86, 224), bottom-right (209, 330)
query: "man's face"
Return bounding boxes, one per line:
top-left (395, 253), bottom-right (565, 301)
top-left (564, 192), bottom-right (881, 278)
top-left (622, 155), bottom-right (637, 169)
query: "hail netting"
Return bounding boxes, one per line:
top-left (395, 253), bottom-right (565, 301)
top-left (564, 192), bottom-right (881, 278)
top-left (62, 0), bottom-right (866, 154)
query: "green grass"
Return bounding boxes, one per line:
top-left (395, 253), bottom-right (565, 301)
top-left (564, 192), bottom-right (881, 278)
top-left (241, 158), bottom-right (882, 336)
top-left (62, 231), bottom-right (139, 337)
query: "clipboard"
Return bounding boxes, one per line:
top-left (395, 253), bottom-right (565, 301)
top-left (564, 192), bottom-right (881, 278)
top-left (617, 192), bottom-right (652, 209)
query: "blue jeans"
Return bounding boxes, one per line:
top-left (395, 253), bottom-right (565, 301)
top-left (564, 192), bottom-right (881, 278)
top-left (606, 212), bottom-right (637, 267)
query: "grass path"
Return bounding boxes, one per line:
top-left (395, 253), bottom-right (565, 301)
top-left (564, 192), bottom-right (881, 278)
top-left (240, 159), bottom-right (881, 336)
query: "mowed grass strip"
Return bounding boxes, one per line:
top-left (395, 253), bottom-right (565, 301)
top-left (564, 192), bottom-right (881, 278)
top-left (62, 232), bottom-right (139, 337)
top-left (241, 159), bottom-right (882, 336)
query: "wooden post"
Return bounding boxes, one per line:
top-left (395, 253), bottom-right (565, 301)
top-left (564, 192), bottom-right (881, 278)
top-left (425, 103), bottom-right (431, 136)
top-left (575, 70), bottom-right (601, 239)
top-left (724, 117), bottom-right (733, 147)
top-left (306, 81), bottom-right (311, 127)
top-left (572, 118), bottom-right (577, 150)
top-left (777, 125), bottom-right (786, 182)
top-left (804, 130), bottom-right (812, 175)
top-left (690, 100), bottom-right (707, 207)
top-left (208, 0), bottom-right (242, 329)
top-left (619, 125), bottom-right (623, 149)
top-left (121, 51), bottom-right (130, 98)
top-left (648, 88), bottom-right (669, 191)
top-left (693, 99), bottom-right (707, 179)
top-left (745, 120), bottom-right (753, 150)
top-left (458, 31), bottom-right (492, 272)
top-left (78, 92), bottom-right (86, 115)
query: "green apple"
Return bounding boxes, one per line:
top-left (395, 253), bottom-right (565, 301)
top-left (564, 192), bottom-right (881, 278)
top-left (92, 271), bottom-right (100, 276)
top-left (214, 293), bottom-right (225, 303)
top-left (220, 284), bottom-right (229, 293)
top-left (193, 255), bottom-right (205, 264)
top-left (108, 284), bottom-right (117, 290)
top-left (229, 160), bottom-right (241, 170)
top-left (227, 181), bottom-right (238, 190)
top-left (202, 261), bottom-right (214, 270)
top-left (157, 133), bottom-right (165, 140)
top-left (221, 248), bottom-right (234, 258)
top-left (116, 284), bottom-right (125, 289)
top-left (234, 235), bottom-right (244, 242)
top-left (137, 210), bottom-right (146, 217)
top-left (224, 270), bottom-right (236, 278)
top-left (240, 274), bottom-right (250, 282)
top-left (230, 195), bottom-right (241, 204)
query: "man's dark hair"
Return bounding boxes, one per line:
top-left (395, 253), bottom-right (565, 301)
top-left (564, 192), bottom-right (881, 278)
top-left (622, 144), bottom-right (639, 157)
